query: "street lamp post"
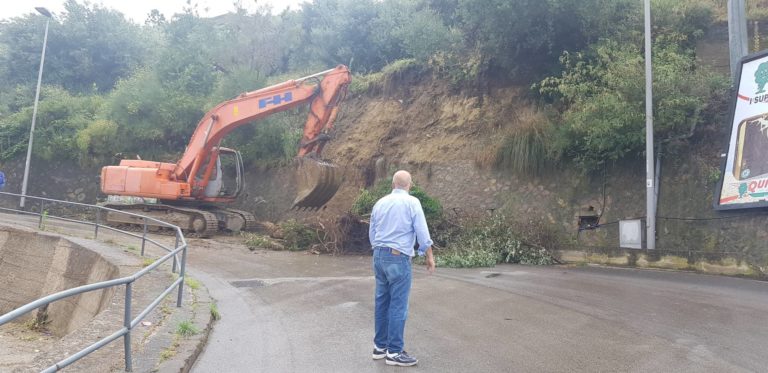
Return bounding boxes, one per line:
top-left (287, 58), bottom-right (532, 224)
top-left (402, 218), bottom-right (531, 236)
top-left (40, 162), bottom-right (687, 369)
top-left (728, 0), bottom-right (749, 82)
top-left (20, 7), bottom-right (52, 209)
top-left (644, 0), bottom-right (656, 250)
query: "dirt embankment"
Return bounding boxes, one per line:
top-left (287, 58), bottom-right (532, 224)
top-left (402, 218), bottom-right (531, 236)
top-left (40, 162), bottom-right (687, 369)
top-left (246, 71), bottom-right (531, 219)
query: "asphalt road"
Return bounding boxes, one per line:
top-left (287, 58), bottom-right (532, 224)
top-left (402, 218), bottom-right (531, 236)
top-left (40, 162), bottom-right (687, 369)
top-left (188, 241), bottom-right (768, 373)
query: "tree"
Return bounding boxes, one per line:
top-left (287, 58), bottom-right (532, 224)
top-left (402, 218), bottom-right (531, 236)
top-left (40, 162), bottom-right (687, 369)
top-left (537, 40), bottom-right (728, 172)
top-left (0, 86), bottom-right (104, 163)
top-left (297, 0), bottom-right (386, 72)
top-left (0, 0), bottom-right (151, 93)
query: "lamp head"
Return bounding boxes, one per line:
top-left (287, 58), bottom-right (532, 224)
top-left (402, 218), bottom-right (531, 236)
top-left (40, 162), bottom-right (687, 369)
top-left (35, 7), bottom-right (52, 18)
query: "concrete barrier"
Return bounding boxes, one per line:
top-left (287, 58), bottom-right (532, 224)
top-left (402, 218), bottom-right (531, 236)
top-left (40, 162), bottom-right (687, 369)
top-left (0, 226), bottom-right (118, 336)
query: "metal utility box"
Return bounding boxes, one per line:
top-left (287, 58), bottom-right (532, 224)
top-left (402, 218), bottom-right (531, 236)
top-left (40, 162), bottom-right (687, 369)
top-left (619, 219), bottom-right (643, 249)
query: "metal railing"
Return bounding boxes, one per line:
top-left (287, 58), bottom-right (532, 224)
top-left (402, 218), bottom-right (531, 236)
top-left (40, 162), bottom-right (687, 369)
top-left (0, 191), bottom-right (188, 372)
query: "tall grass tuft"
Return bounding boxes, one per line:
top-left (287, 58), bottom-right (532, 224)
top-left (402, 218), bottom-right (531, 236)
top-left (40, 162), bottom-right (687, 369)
top-left (477, 106), bottom-right (557, 176)
top-left (349, 59), bottom-right (420, 95)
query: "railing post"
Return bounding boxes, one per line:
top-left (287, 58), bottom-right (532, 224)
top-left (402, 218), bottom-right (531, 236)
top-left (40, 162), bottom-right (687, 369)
top-left (172, 235), bottom-right (179, 274)
top-left (94, 209), bottom-right (100, 239)
top-left (140, 219), bottom-right (147, 257)
top-left (124, 282), bottom-right (133, 372)
top-left (177, 240), bottom-right (187, 308)
top-left (38, 200), bottom-right (45, 229)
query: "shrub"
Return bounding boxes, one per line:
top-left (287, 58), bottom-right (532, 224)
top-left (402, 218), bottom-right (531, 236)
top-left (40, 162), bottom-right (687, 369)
top-left (351, 188), bottom-right (380, 217)
top-left (408, 186), bottom-right (443, 226)
top-left (176, 320), bottom-right (199, 337)
top-left (348, 59), bottom-right (420, 95)
top-left (351, 179), bottom-right (443, 228)
top-left (430, 214), bottom-right (555, 268)
top-left (184, 277), bottom-right (201, 290)
top-left (75, 119), bottom-right (118, 165)
top-left (478, 106), bottom-right (558, 175)
top-left (280, 219), bottom-right (320, 251)
top-left (210, 303), bottom-right (221, 321)
top-left (536, 37), bottom-right (728, 173)
top-left (241, 232), bottom-right (283, 251)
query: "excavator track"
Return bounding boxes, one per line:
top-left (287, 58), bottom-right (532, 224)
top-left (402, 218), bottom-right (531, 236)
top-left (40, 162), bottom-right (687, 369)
top-left (102, 203), bottom-right (219, 237)
top-left (200, 206), bottom-right (257, 232)
top-left (216, 208), bottom-right (258, 231)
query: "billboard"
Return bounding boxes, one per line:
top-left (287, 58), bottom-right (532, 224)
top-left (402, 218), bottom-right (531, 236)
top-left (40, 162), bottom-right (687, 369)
top-left (715, 51), bottom-right (768, 210)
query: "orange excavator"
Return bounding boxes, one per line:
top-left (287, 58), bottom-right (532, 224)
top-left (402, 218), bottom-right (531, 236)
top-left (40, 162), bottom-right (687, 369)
top-left (100, 65), bottom-right (351, 236)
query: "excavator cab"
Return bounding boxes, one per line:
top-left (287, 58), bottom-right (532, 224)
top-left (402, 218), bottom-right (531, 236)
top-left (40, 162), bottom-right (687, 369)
top-left (201, 147), bottom-right (244, 199)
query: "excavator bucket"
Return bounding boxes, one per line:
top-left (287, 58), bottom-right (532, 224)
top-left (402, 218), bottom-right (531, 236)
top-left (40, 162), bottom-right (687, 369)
top-left (292, 157), bottom-right (343, 210)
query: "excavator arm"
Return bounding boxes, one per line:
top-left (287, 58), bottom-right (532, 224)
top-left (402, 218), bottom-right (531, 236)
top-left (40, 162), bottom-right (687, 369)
top-left (178, 65), bottom-right (350, 194)
top-left (101, 65), bottom-right (351, 210)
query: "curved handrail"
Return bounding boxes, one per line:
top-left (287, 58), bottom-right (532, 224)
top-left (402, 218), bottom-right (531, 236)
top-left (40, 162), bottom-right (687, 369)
top-left (0, 191), bottom-right (189, 372)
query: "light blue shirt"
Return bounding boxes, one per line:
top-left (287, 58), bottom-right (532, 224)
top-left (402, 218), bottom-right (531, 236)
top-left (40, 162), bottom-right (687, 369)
top-left (369, 189), bottom-right (433, 257)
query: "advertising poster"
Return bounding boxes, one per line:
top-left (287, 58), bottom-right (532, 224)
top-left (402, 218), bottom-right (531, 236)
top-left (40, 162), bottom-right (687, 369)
top-left (716, 51), bottom-right (768, 210)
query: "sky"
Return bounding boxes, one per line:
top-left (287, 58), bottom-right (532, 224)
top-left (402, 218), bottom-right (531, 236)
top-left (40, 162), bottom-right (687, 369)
top-left (0, 0), bottom-right (307, 22)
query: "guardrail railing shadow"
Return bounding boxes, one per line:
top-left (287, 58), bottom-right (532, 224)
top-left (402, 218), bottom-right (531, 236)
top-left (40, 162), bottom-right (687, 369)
top-left (0, 191), bottom-right (188, 372)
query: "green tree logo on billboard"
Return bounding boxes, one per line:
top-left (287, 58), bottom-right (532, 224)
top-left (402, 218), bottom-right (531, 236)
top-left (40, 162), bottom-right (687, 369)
top-left (756, 62), bottom-right (768, 94)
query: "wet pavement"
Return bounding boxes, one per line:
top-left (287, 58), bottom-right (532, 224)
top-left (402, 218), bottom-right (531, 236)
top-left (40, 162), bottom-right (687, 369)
top-left (188, 241), bottom-right (768, 373)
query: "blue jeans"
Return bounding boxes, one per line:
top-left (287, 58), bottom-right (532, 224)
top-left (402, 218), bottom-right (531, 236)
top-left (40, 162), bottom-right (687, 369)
top-left (373, 247), bottom-right (412, 354)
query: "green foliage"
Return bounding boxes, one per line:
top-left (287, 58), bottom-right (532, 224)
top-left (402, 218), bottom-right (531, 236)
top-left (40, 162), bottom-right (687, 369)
top-left (105, 68), bottom-right (206, 157)
top-left (0, 86), bottom-right (104, 162)
top-left (154, 13), bottom-right (219, 96)
top-left (0, 85), bottom-right (35, 116)
top-left (40, 210), bottom-right (49, 230)
top-left (351, 179), bottom-right (443, 228)
top-left (176, 320), bottom-right (199, 337)
top-left (488, 107), bottom-right (557, 175)
top-left (528, 0), bottom-right (726, 172)
top-left (242, 232), bottom-right (283, 250)
top-left (224, 112), bottom-right (306, 166)
top-left (408, 186), bottom-right (444, 225)
top-left (208, 68), bottom-right (266, 104)
top-left (210, 303), bottom-right (221, 321)
top-left (351, 188), bottom-right (379, 216)
top-left (706, 166), bottom-right (722, 185)
top-left (389, 7), bottom-right (459, 63)
top-left (298, 0), bottom-right (385, 72)
top-left (184, 277), bottom-right (201, 290)
top-left (0, 0), bottom-right (151, 93)
top-left (349, 59), bottom-right (420, 95)
top-left (433, 214), bottom-right (555, 268)
top-left (447, 0), bottom-right (636, 79)
top-left (348, 72), bottom-right (386, 95)
top-left (75, 119), bottom-right (118, 164)
top-left (279, 219), bottom-right (320, 251)
top-left (537, 38), bottom-right (728, 172)
top-left (381, 59), bottom-right (421, 76)
top-left (281, 127), bottom-right (304, 161)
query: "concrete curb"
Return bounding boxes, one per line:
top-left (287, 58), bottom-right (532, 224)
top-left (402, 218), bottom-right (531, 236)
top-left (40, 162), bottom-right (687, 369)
top-left (153, 275), bottom-right (216, 373)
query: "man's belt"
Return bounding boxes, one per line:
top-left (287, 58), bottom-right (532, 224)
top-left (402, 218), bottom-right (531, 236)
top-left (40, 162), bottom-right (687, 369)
top-left (375, 247), bottom-right (401, 255)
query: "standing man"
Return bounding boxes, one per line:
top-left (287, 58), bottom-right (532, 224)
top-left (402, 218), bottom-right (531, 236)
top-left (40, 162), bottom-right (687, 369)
top-left (369, 170), bottom-right (436, 367)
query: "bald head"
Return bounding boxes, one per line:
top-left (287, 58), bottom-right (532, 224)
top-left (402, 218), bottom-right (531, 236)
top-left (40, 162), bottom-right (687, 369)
top-left (392, 170), bottom-right (412, 190)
